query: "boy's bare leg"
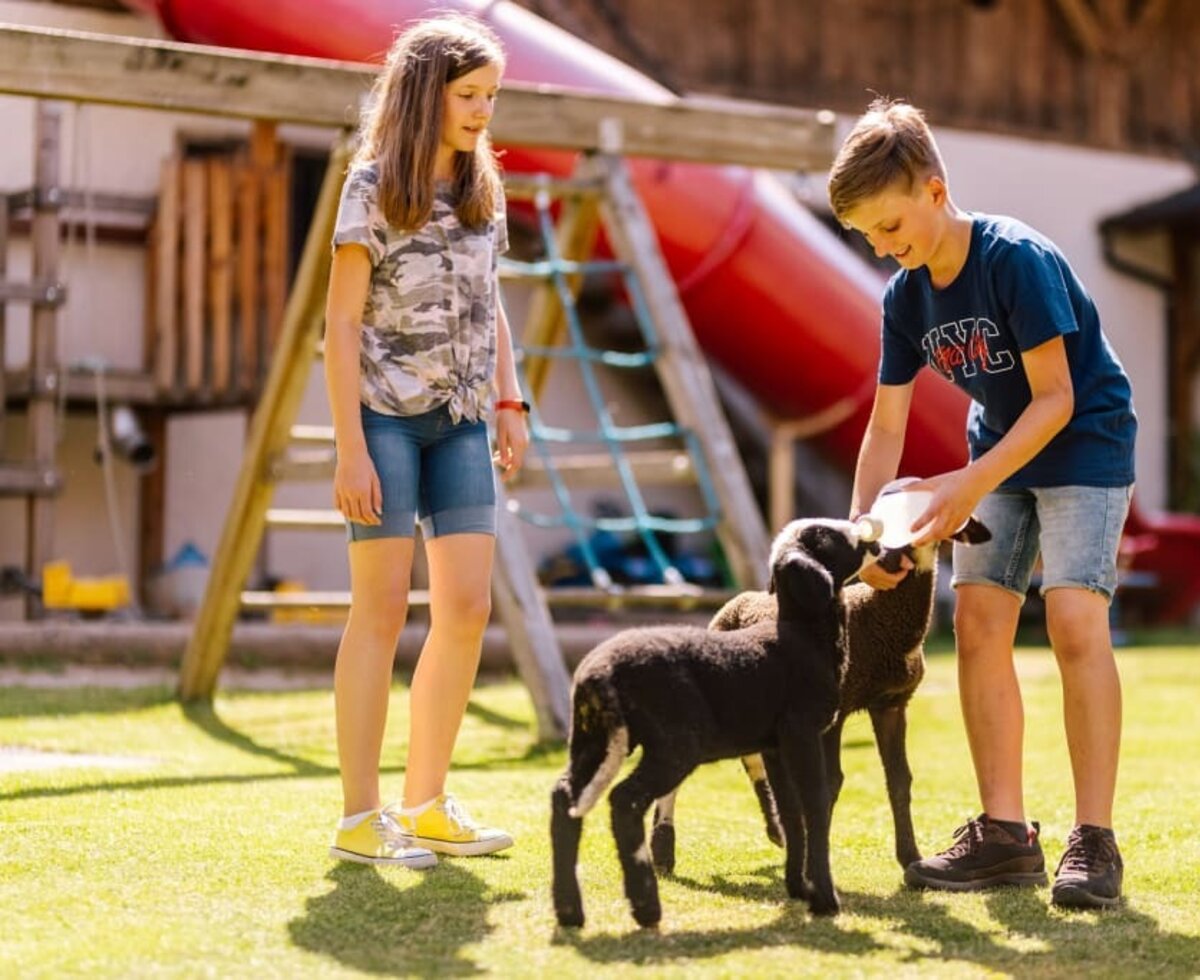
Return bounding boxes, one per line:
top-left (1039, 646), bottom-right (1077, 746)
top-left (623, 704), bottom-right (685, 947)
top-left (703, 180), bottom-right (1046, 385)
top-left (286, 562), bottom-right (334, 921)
top-left (954, 584), bottom-right (1026, 822)
top-left (1044, 587), bottom-right (1121, 828)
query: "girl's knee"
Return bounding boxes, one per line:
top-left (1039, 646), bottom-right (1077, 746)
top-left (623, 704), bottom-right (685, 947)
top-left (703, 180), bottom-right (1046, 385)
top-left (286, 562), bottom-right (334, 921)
top-left (436, 592), bottom-right (492, 637)
top-left (348, 589), bottom-right (409, 638)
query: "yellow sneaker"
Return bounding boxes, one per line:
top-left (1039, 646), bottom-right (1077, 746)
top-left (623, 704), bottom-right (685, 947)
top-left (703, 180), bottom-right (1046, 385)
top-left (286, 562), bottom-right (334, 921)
top-left (387, 793), bottom-right (514, 856)
top-left (329, 809), bottom-right (437, 868)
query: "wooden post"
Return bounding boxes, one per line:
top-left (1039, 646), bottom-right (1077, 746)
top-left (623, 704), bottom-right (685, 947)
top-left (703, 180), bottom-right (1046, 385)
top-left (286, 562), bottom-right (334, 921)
top-left (251, 121), bottom-right (288, 362)
top-left (208, 158), bottom-right (234, 394)
top-left (137, 408), bottom-right (168, 602)
top-left (177, 139), bottom-right (349, 700)
top-left (182, 158), bottom-right (207, 394)
top-left (592, 153), bottom-right (770, 589)
top-left (492, 484), bottom-right (571, 740)
top-left (263, 158), bottom-right (289, 355)
top-left (234, 157), bottom-right (261, 391)
top-left (154, 157), bottom-right (180, 391)
top-left (24, 102), bottom-right (62, 618)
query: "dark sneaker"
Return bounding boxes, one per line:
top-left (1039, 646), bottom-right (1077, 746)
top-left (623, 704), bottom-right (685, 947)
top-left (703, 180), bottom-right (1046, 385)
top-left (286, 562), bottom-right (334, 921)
top-left (1052, 825), bottom-right (1123, 909)
top-left (904, 814), bottom-right (1048, 891)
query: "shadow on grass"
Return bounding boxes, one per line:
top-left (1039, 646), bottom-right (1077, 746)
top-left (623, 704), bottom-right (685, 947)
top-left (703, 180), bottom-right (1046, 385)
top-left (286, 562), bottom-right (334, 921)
top-left (182, 701), bottom-right (329, 774)
top-left (0, 683), bottom-right (175, 719)
top-left (288, 860), bottom-right (524, 976)
top-left (655, 862), bottom-right (1200, 974)
top-left (5, 696), bottom-right (551, 801)
top-left (985, 887), bottom-right (1200, 975)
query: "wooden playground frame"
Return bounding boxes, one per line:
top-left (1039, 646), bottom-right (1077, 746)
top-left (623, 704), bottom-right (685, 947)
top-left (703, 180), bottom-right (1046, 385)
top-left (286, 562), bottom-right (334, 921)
top-left (0, 24), bottom-right (838, 737)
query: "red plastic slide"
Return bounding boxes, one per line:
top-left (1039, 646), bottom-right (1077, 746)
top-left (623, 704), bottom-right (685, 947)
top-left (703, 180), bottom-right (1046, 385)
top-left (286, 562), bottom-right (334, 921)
top-left (122, 0), bottom-right (1200, 623)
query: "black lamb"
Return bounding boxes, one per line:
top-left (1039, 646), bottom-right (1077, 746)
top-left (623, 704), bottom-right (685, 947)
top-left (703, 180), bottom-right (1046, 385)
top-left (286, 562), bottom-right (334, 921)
top-left (550, 519), bottom-right (880, 928)
top-left (649, 516), bottom-right (991, 874)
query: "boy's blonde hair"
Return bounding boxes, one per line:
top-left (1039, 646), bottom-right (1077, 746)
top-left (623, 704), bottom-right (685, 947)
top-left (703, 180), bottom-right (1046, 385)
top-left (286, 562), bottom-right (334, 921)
top-left (828, 99), bottom-right (946, 223)
top-left (355, 13), bottom-right (505, 231)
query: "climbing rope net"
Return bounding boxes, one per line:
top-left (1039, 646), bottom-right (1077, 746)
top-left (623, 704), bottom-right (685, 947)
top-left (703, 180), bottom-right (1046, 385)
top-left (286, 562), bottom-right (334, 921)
top-left (501, 182), bottom-right (725, 591)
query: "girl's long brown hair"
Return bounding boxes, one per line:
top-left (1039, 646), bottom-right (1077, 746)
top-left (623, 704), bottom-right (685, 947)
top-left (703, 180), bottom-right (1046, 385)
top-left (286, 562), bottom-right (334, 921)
top-left (354, 14), bottom-right (505, 231)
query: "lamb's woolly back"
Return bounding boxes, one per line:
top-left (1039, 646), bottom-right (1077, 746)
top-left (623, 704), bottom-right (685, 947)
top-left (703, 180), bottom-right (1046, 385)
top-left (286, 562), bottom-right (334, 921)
top-left (710, 538), bottom-right (941, 715)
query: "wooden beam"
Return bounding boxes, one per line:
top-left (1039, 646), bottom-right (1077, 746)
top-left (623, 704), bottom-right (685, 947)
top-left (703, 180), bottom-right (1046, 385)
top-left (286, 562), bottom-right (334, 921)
top-left (154, 157), bottom-right (180, 391)
top-left (0, 463), bottom-right (61, 496)
top-left (0, 24), bottom-right (836, 170)
top-left (25, 103), bottom-right (62, 618)
top-left (181, 158), bottom-right (206, 393)
top-left (208, 158), bottom-right (233, 393)
top-left (491, 485), bottom-right (571, 739)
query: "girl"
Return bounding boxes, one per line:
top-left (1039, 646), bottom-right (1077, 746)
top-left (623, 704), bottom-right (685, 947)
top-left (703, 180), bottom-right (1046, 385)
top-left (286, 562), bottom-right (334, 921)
top-left (325, 14), bottom-right (528, 868)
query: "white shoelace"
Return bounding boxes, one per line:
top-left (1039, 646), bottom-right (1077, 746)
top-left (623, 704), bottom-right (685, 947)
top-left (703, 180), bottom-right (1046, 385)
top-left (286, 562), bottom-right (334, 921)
top-left (373, 812), bottom-right (417, 852)
top-left (438, 794), bottom-right (479, 832)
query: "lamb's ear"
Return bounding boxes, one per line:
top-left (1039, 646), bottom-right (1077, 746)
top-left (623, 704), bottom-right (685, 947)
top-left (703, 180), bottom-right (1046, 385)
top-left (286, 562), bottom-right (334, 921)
top-left (951, 516), bottom-right (992, 545)
top-left (776, 553), bottom-right (835, 613)
top-left (767, 567), bottom-right (777, 595)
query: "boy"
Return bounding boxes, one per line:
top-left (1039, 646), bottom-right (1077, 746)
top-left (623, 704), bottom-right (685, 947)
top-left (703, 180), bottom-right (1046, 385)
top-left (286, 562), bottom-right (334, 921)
top-left (830, 99), bottom-right (1136, 909)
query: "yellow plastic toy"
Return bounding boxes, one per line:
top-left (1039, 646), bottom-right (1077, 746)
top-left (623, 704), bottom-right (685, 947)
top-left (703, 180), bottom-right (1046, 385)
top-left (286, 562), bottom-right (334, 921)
top-left (41, 560), bottom-right (131, 612)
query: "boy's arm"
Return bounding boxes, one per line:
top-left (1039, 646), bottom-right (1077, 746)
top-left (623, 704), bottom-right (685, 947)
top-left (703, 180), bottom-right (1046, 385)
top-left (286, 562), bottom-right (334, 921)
top-left (912, 334), bottom-right (1073, 544)
top-left (850, 380), bottom-right (915, 519)
top-left (852, 381), bottom-right (918, 591)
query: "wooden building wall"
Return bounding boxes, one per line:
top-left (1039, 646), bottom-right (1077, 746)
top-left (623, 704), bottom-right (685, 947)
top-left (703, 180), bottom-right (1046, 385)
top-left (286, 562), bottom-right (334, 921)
top-left (523, 0), bottom-right (1200, 158)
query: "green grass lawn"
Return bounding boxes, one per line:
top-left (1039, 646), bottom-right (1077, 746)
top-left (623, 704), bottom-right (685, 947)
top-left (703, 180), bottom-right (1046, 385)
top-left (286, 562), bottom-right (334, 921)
top-left (2, 643), bottom-right (1199, 978)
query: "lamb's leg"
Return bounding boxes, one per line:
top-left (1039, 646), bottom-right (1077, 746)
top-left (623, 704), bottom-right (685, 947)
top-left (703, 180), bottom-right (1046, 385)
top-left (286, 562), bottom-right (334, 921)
top-left (868, 702), bottom-right (921, 868)
top-left (650, 793), bottom-right (677, 873)
top-left (780, 719), bottom-right (840, 916)
top-left (761, 748), bottom-right (810, 901)
top-left (822, 715), bottom-right (846, 813)
top-left (741, 754), bottom-right (784, 847)
top-left (550, 776), bottom-right (586, 927)
top-left (610, 756), bottom-right (693, 928)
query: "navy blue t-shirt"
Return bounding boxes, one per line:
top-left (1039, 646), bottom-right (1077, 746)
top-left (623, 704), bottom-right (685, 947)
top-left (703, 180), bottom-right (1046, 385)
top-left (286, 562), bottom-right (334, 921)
top-left (879, 213), bottom-right (1136, 488)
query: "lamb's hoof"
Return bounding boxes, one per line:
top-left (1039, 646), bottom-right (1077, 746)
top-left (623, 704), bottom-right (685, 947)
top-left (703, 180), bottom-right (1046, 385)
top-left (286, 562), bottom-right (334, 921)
top-left (785, 874), bottom-right (813, 902)
top-left (555, 903), bottom-right (585, 929)
top-left (808, 889), bottom-right (841, 917)
top-left (766, 822), bottom-right (785, 848)
top-left (650, 823), bottom-right (676, 873)
top-left (897, 848), bottom-right (921, 870)
top-left (631, 900), bottom-right (662, 928)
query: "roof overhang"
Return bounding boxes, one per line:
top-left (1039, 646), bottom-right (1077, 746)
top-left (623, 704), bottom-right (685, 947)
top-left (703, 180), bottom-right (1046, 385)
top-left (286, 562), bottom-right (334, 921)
top-left (1099, 183), bottom-right (1200, 288)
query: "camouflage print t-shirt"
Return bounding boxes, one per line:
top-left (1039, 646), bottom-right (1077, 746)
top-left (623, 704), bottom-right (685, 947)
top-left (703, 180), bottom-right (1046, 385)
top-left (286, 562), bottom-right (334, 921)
top-left (331, 163), bottom-right (508, 422)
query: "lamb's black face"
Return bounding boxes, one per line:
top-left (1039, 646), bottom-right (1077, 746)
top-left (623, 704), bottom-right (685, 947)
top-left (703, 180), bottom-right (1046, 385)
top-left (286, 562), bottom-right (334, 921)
top-left (769, 518), bottom-right (880, 592)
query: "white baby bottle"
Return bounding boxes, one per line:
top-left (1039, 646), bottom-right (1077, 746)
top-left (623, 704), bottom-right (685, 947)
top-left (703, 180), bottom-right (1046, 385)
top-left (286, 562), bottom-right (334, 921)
top-left (854, 477), bottom-right (936, 549)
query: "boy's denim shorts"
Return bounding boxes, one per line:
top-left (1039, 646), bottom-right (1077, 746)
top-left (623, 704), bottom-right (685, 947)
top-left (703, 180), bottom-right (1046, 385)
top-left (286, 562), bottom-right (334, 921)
top-left (951, 484), bottom-right (1133, 604)
top-left (348, 402), bottom-right (496, 542)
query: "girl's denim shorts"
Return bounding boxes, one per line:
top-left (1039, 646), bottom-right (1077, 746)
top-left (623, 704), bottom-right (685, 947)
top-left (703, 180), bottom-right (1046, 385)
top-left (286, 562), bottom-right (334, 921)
top-left (951, 484), bottom-right (1133, 603)
top-left (348, 402), bottom-right (496, 542)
